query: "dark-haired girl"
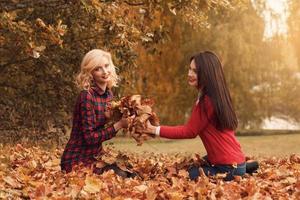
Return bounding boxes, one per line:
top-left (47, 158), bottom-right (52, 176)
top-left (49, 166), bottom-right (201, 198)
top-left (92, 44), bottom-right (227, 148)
top-left (141, 51), bottom-right (256, 181)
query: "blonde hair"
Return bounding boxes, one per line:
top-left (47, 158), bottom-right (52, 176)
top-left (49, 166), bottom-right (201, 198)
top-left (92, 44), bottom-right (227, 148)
top-left (76, 49), bottom-right (119, 90)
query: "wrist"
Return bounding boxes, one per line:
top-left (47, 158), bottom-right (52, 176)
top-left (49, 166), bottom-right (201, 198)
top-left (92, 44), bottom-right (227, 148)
top-left (155, 126), bottom-right (160, 136)
top-left (149, 125), bottom-right (157, 135)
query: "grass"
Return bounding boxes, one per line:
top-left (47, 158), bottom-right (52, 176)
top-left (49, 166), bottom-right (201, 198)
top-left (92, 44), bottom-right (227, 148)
top-left (104, 134), bottom-right (300, 158)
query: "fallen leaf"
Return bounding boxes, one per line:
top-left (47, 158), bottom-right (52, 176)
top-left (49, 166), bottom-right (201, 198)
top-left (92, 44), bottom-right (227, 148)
top-left (83, 176), bottom-right (102, 193)
top-left (3, 176), bottom-right (22, 189)
top-left (134, 184), bottom-right (148, 192)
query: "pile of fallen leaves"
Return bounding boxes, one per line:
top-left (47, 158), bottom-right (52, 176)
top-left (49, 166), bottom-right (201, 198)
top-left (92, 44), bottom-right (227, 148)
top-left (1, 144), bottom-right (300, 199)
top-left (107, 95), bottom-right (160, 145)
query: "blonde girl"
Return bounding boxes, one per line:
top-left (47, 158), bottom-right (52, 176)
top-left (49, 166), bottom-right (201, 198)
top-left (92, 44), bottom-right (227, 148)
top-left (61, 49), bottom-right (134, 177)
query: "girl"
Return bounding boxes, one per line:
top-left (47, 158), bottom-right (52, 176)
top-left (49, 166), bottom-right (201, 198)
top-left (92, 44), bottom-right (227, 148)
top-left (141, 51), bottom-right (257, 181)
top-left (61, 49), bottom-right (133, 177)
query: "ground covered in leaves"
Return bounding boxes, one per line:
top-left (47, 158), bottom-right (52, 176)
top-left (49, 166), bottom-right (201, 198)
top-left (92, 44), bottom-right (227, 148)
top-left (0, 144), bottom-right (300, 200)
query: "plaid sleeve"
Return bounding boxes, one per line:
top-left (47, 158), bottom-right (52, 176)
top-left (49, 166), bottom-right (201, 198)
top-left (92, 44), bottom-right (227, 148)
top-left (80, 91), bottom-right (116, 145)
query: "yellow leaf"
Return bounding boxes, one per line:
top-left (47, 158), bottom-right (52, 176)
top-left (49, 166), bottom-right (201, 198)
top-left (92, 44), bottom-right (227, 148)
top-left (168, 192), bottom-right (184, 200)
top-left (146, 187), bottom-right (157, 200)
top-left (284, 177), bottom-right (297, 184)
top-left (30, 160), bottom-right (37, 169)
top-left (178, 169), bottom-right (189, 178)
top-left (44, 158), bottom-right (60, 168)
top-left (68, 185), bottom-right (82, 199)
top-left (291, 163), bottom-right (300, 170)
top-left (134, 184), bottom-right (148, 192)
top-left (83, 176), bottom-right (102, 193)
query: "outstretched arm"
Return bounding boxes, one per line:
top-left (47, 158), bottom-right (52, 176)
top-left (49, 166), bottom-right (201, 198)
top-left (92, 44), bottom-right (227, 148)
top-left (143, 100), bottom-right (212, 139)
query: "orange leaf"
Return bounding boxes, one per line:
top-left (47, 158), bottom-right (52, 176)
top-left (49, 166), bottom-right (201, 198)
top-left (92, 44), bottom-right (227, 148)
top-left (3, 176), bottom-right (22, 189)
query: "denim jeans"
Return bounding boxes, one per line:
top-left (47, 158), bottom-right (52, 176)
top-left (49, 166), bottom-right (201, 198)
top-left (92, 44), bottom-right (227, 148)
top-left (188, 157), bottom-right (246, 181)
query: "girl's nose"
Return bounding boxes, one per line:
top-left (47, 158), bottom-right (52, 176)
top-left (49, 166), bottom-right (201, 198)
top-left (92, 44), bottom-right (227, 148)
top-left (103, 67), bottom-right (108, 74)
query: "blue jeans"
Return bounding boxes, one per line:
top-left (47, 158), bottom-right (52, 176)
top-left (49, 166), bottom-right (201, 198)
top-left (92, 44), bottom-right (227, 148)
top-left (188, 157), bottom-right (246, 181)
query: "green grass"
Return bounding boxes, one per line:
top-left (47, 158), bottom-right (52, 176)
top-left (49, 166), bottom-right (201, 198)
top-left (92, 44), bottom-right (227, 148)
top-left (104, 134), bottom-right (300, 157)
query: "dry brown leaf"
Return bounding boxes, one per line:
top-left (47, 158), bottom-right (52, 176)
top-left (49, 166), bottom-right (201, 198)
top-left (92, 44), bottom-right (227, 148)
top-left (1, 145), bottom-right (300, 199)
top-left (146, 187), bottom-right (158, 200)
top-left (34, 184), bottom-right (46, 199)
top-left (108, 94), bottom-right (159, 145)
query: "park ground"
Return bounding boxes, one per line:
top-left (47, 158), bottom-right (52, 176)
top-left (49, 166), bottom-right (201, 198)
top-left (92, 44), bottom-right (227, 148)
top-left (1, 132), bottom-right (300, 199)
top-left (106, 133), bottom-right (300, 158)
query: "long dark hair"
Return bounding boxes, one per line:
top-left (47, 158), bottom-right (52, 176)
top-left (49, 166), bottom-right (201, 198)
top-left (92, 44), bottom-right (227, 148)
top-left (191, 51), bottom-right (238, 130)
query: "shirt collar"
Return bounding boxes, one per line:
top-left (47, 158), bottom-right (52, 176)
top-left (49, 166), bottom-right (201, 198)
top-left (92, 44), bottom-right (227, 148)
top-left (91, 85), bottom-right (109, 96)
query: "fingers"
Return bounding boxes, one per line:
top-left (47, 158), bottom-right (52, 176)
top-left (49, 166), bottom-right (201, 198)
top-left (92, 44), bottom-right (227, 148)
top-left (130, 114), bottom-right (136, 119)
top-left (128, 115), bottom-right (135, 124)
top-left (120, 115), bottom-right (135, 128)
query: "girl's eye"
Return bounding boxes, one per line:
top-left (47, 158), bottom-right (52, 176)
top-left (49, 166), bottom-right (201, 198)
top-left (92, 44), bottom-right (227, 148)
top-left (94, 67), bottom-right (103, 71)
top-left (188, 67), bottom-right (196, 73)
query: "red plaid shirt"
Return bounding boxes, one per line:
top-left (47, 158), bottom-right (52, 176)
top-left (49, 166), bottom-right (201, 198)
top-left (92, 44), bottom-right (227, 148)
top-left (61, 86), bottom-right (116, 173)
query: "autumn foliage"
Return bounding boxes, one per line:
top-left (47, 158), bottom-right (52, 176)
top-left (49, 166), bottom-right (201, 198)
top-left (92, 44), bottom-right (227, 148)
top-left (1, 0), bottom-right (232, 131)
top-left (1, 1), bottom-right (300, 199)
top-left (0, 144), bottom-right (300, 199)
top-left (107, 95), bottom-right (159, 145)
top-left (1, 0), bottom-right (300, 135)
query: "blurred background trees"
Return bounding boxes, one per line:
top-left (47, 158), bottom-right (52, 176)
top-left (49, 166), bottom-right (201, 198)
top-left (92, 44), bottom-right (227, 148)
top-left (1, 0), bottom-right (299, 134)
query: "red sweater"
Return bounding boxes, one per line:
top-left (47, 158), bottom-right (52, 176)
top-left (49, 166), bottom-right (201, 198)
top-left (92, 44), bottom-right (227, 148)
top-left (160, 96), bottom-right (245, 165)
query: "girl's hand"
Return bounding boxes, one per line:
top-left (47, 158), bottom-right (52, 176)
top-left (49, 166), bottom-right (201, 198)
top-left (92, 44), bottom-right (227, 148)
top-left (104, 103), bottom-right (112, 119)
top-left (104, 110), bottom-right (112, 119)
top-left (136, 120), bottom-right (157, 135)
top-left (113, 115), bottom-right (134, 131)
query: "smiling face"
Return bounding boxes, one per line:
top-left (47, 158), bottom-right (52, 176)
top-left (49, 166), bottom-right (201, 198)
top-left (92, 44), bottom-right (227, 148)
top-left (91, 56), bottom-right (112, 86)
top-left (188, 59), bottom-right (198, 88)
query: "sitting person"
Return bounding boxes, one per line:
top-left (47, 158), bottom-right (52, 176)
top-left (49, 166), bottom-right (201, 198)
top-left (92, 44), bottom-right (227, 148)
top-left (140, 51), bottom-right (258, 181)
top-left (60, 49), bottom-right (134, 177)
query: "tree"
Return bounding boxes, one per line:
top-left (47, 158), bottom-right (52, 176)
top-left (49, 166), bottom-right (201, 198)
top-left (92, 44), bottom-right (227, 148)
top-left (0, 0), bottom-right (237, 130)
top-left (288, 0), bottom-right (300, 69)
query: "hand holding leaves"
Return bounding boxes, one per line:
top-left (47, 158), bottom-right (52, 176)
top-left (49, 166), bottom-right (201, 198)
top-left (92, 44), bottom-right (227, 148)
top-left (108, 95), bottom-right (159, 145)
top-left (136, 120), bottom-right (157, 136)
